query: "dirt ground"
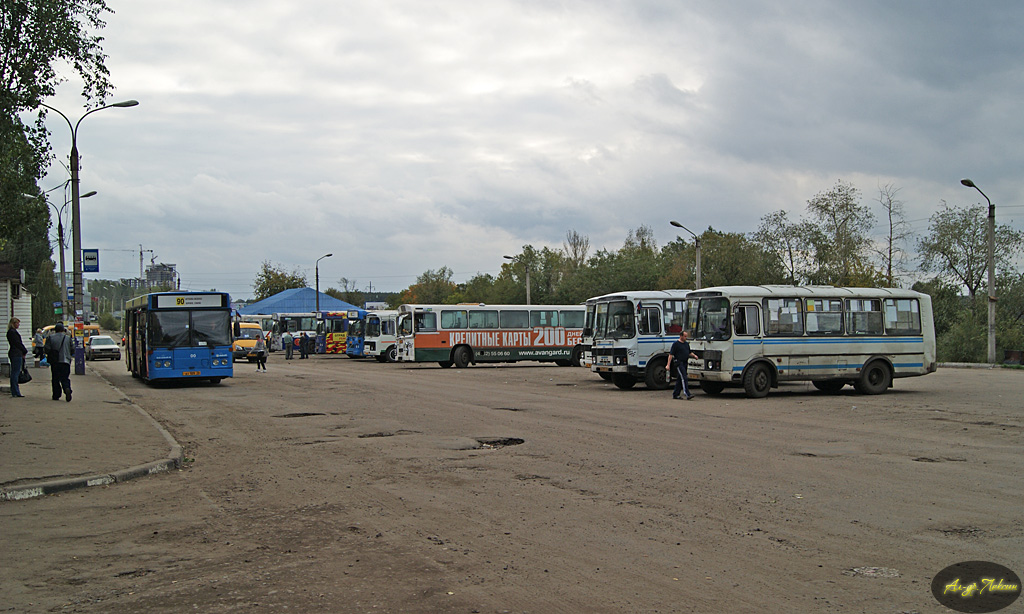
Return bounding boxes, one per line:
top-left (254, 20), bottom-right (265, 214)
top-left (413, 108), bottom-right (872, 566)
top-left (2, 355), bottom-right (1022, 613)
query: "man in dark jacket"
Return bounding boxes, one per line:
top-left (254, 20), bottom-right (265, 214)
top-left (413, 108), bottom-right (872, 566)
top-left (43, 323), bottom-right (74, 402)
top-left (666, 331), bottom-right (698, 400)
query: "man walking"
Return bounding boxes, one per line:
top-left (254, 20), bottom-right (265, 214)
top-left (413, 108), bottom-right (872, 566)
top-left (282, 330), bottom-right (294, 360)
top-left (666, 330), bottom-right (698, 400)
top-left (299, 332), bottom-right (309, 359)
top-left (43, 322), bottom-right (74, 402)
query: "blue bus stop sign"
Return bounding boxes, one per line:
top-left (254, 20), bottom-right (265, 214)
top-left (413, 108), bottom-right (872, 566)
top-left (83, 249), bottom-right (99, 273)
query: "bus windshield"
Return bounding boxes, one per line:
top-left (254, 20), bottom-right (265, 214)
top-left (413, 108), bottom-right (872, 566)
top-left (694, 297), bottom-right (731, 340)
top-left (149, 310), bottom-right (231, 347)
top-left (349, 319), bottom-right (365, 337)
top-left (601, 300), bottom-right (636, 339)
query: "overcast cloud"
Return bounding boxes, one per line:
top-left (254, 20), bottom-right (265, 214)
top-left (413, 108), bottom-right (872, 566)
top-left (31, 0), bottom-right (1024, 297)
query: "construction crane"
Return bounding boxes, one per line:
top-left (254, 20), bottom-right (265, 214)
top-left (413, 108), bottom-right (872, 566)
top-left (101, 245), bottom-right (154, 281)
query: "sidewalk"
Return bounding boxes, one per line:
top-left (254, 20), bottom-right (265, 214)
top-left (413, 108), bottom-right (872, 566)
top-left (0, 362), bottom-right (182, 502)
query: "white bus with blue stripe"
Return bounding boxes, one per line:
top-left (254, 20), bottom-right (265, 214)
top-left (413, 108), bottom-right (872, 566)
top-left (685, 286), bottom-right (937, 398)
top-left (589, 289), bottom-right (692, 390)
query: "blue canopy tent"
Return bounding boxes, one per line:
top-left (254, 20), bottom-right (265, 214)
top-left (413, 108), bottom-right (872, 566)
top-left (237, 288), bottom-right (358, 315)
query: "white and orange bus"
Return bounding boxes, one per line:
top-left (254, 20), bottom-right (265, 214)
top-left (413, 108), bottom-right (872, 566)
top-left (395, 303), bottom-right (586, 368)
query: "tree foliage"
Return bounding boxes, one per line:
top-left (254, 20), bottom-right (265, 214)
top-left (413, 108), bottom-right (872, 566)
top-left (917, 203), bottom-right (1024, 298)
top-left (396, 267), bottom-right (458, 304)
top-left (252, 261), bottom-right (307, 300)
top-left (803, 180), bottom-right (877, 285)
top-left (325, 277), bottom-right (364, 308)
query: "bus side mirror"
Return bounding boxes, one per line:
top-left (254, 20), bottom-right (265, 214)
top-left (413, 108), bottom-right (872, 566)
top-left (233, 321), bottom-right (241, 337)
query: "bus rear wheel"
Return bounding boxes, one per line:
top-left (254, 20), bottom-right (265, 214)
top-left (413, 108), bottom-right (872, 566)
top-left (439, 360), bottom-right (454, 368)
top-left (453, 346), bottom-right (472, 368)
top-left (570, 346), bottom-right (583, 368)
top-left (612, 374), bottom-right (636, 389)
top-left (644, 357), bottom-right (671, 390)
top-left (385, 345), bottom-right (397, 363)
top-left (743, 363), bottom-right (772, 398)
top-left (854, 361), bottom-right (891, 395)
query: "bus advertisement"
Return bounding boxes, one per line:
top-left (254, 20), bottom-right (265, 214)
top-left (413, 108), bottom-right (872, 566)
top-left (317, 310), bottom-right (361, 354)
top-left (125, 291), bottom-right (234, 383)
top-left (396, 303), bottom-right (586, 368)
top-left (589, 289), bottom-right (692, 390)
top-left (684, 285), bottom-right (937, 398)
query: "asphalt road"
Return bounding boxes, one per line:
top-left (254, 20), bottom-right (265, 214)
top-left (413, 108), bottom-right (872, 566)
top-left (3, 355), bottom-right (1022, 613)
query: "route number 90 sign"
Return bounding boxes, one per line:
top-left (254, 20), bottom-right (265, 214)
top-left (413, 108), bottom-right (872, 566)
top-left (155, 294), bottom-right (225, 309)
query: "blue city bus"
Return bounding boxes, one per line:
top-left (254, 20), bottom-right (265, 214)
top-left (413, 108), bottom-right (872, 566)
top-left (125, 292), bottom-right (234, 383)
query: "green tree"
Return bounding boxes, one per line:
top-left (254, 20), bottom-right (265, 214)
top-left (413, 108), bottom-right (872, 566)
top-left (252, 261), bottom-right (306, 300)
top-left (325, 277), bottom-right (365, 307)
top-left (804, 180), bottom-right (877, 286)
top-left (397, 267), bottom-right (457, 304)
top-left (917, 203), bottom-right (1024, 299)
top-left (752, 210), bottom-right (813, 285)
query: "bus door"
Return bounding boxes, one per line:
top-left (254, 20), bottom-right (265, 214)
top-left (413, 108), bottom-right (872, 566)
top-left (732, 303), bottom-right (762, 371)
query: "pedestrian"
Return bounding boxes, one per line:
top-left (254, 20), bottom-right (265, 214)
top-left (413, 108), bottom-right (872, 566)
top-left (282, 330), bottom-right (294, 360)
top-left (666, 330), bottom-right (698, 400)
top-left (299, 332), bottom-right (309, 359)
top-left (254, 334), bottom-right (267, 372)
top-left (33, 328), bottom-right (45, 360)
top-left (43, 322), bottom-right (74, 402)
top-left (7, 317), bottom-right (28, 397)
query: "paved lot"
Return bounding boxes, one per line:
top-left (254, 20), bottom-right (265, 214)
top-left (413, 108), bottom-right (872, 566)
top-left (2, 356), bottom-right (1022, 613)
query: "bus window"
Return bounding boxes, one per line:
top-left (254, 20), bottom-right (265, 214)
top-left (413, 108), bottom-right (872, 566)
top-left (500, 310), bottom-right (529, 329)
top-left (664, 300), bottom-right (685, 334)
top-left (192, 310), bottom-right (231, 347)
top-left (697, 297), bottom-right (731, 340)
top-left (638, 306), bottom-right (661, 335)
top-left (415, 312), bottom-right (437, 331)
top-left (441, 310), bottom-right (468, 329)
top-left (733, 305), bottom-right (760, 336)
top-left (560, 309), bottom-right (584, 329)
top-left (765, 298), bottom-right (803, 336)
top-left (150, 311), bottom-right (190, 347)
top-left (846, 299), bottom-right (883, 335)
top-left (884, 299), bottom-right (921, 335)
top-left (805, 299), bottom-right (843, 335)
top-left (531, 310), bottom-right (559, 327)
top-left (594, 303), bottom-right (609, 338)
top-left (468, 310), bottom-right (498, 329)
top-left (606, 301), bottom-right (635, 339)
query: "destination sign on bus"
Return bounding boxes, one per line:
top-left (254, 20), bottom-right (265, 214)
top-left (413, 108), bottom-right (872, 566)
top-left (155, 294), bottom-right (225, 309)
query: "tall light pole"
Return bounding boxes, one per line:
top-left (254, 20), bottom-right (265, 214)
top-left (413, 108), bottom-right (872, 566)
top-left (961, 179), bottom-right (997, 364)
top-left (315, 253), bottom-right (333, 312)
top-left (41, 99), bottom-right (138, 374)
top-left (670, 221), bottom-right (702, 289)
top-left (503, 255), bottom-right (530, 304)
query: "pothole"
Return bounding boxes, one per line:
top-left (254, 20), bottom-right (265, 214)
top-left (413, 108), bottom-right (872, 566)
top-left (493, 407), bottom-right (522, 412)
top-left (475, 437), bottom-right (524, 448)
top-left (359, 432), bottom-right (394, 438)
top-left (274, 412), bottom-right (326, 418)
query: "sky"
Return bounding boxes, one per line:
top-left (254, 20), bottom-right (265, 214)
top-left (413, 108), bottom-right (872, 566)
top-left (30, 0), bottom-right (1024, 299)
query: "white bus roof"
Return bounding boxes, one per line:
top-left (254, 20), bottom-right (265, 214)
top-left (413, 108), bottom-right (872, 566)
top-left (686, 285), bottom-right (927, 299)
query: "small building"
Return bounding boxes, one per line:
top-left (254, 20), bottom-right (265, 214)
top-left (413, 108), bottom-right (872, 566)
top-left (1, 262), bottom-right (34, 376)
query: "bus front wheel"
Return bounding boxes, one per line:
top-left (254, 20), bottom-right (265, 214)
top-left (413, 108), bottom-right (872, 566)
top-left (743, 363), bottom-right (772, 398)
top-left (644, 357), bottom-right (671, 390)
top-left (854, 361), bottom-right (891, 395)
top-left (453, 346), bottom-right (472, 368)
top-left (385, 345), bottom-right (397, 363)
top-left (813, 380), bottom-right (846, 393)
top-left (439, 360), bottom-right (454, 368)
top-left (570, 346), bottom-right (583, 368)
top-left (701, 381), bottom-right (726, 395)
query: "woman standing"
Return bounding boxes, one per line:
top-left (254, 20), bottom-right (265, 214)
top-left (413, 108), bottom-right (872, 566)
top-left (254, 334), bottom-right (267, 372)
top-left (7, 317), bottom-right (28, 397)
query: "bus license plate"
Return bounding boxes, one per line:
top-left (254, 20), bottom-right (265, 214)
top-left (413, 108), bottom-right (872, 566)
top-left (182, 371), bottom-right (200, 376)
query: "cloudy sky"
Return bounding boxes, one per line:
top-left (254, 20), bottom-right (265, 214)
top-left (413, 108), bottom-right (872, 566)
top-left (32, 0), bottom-right (1024, 298)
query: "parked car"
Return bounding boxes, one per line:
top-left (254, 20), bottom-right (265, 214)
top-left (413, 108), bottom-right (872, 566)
top-left (85, 335), bottom-right (121, 361)
top-left (233, 322), bottom-right (267, 362)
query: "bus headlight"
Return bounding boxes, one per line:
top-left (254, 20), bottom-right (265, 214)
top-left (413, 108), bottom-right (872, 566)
top-left (163, 360), bottom-right (172, 368)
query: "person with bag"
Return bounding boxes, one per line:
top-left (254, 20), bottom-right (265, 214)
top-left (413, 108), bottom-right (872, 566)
top-left (7, 317), bottom-right (28, 397)
top-left (254, 334), bottom-right (268, 372)
top-left (43, 322), bottom-right (74, 402)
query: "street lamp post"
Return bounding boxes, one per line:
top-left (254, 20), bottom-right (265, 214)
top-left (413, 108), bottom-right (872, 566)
top-left (961, 179), bottom-right (997, 364)
top-left (41, 99), bottom-right (138, 374)
top-left (315, 253), bottom-right (333, 311)
top-left (670, 221), bottom-right (702, 289)
top-left (503, 255), bottom-right (530, 304)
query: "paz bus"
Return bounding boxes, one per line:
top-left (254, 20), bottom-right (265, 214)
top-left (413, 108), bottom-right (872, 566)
top-left (588, 289), bottom-right (692, 390)
top-left (124, 291), bottom-right (234, 383)
top-left (684, 285), bottom-right (937, 398)
top-left (361, 309), bottom-right (400, 362)
top-left (396, 303), bottom-right (586, 368)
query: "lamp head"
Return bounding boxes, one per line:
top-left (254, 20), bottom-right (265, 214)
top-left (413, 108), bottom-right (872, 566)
top-left (670, 220), bottom-right (683, 228)
top-left (961, 179), bottom-right (976, 188)
top-left (81, 190), bottom-right (97, 198)
top-left (503, 255), bottom-right (513, 260)
top-left (112, 100), bottom-right (140, 108)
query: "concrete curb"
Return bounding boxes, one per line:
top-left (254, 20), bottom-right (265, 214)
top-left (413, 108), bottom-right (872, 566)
top-left (0, 370), bottom-right (184, 503)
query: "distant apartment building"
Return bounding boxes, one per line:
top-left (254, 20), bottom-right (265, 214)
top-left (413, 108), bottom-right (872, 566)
top-left (146, 263), bottom-right (178, 289)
